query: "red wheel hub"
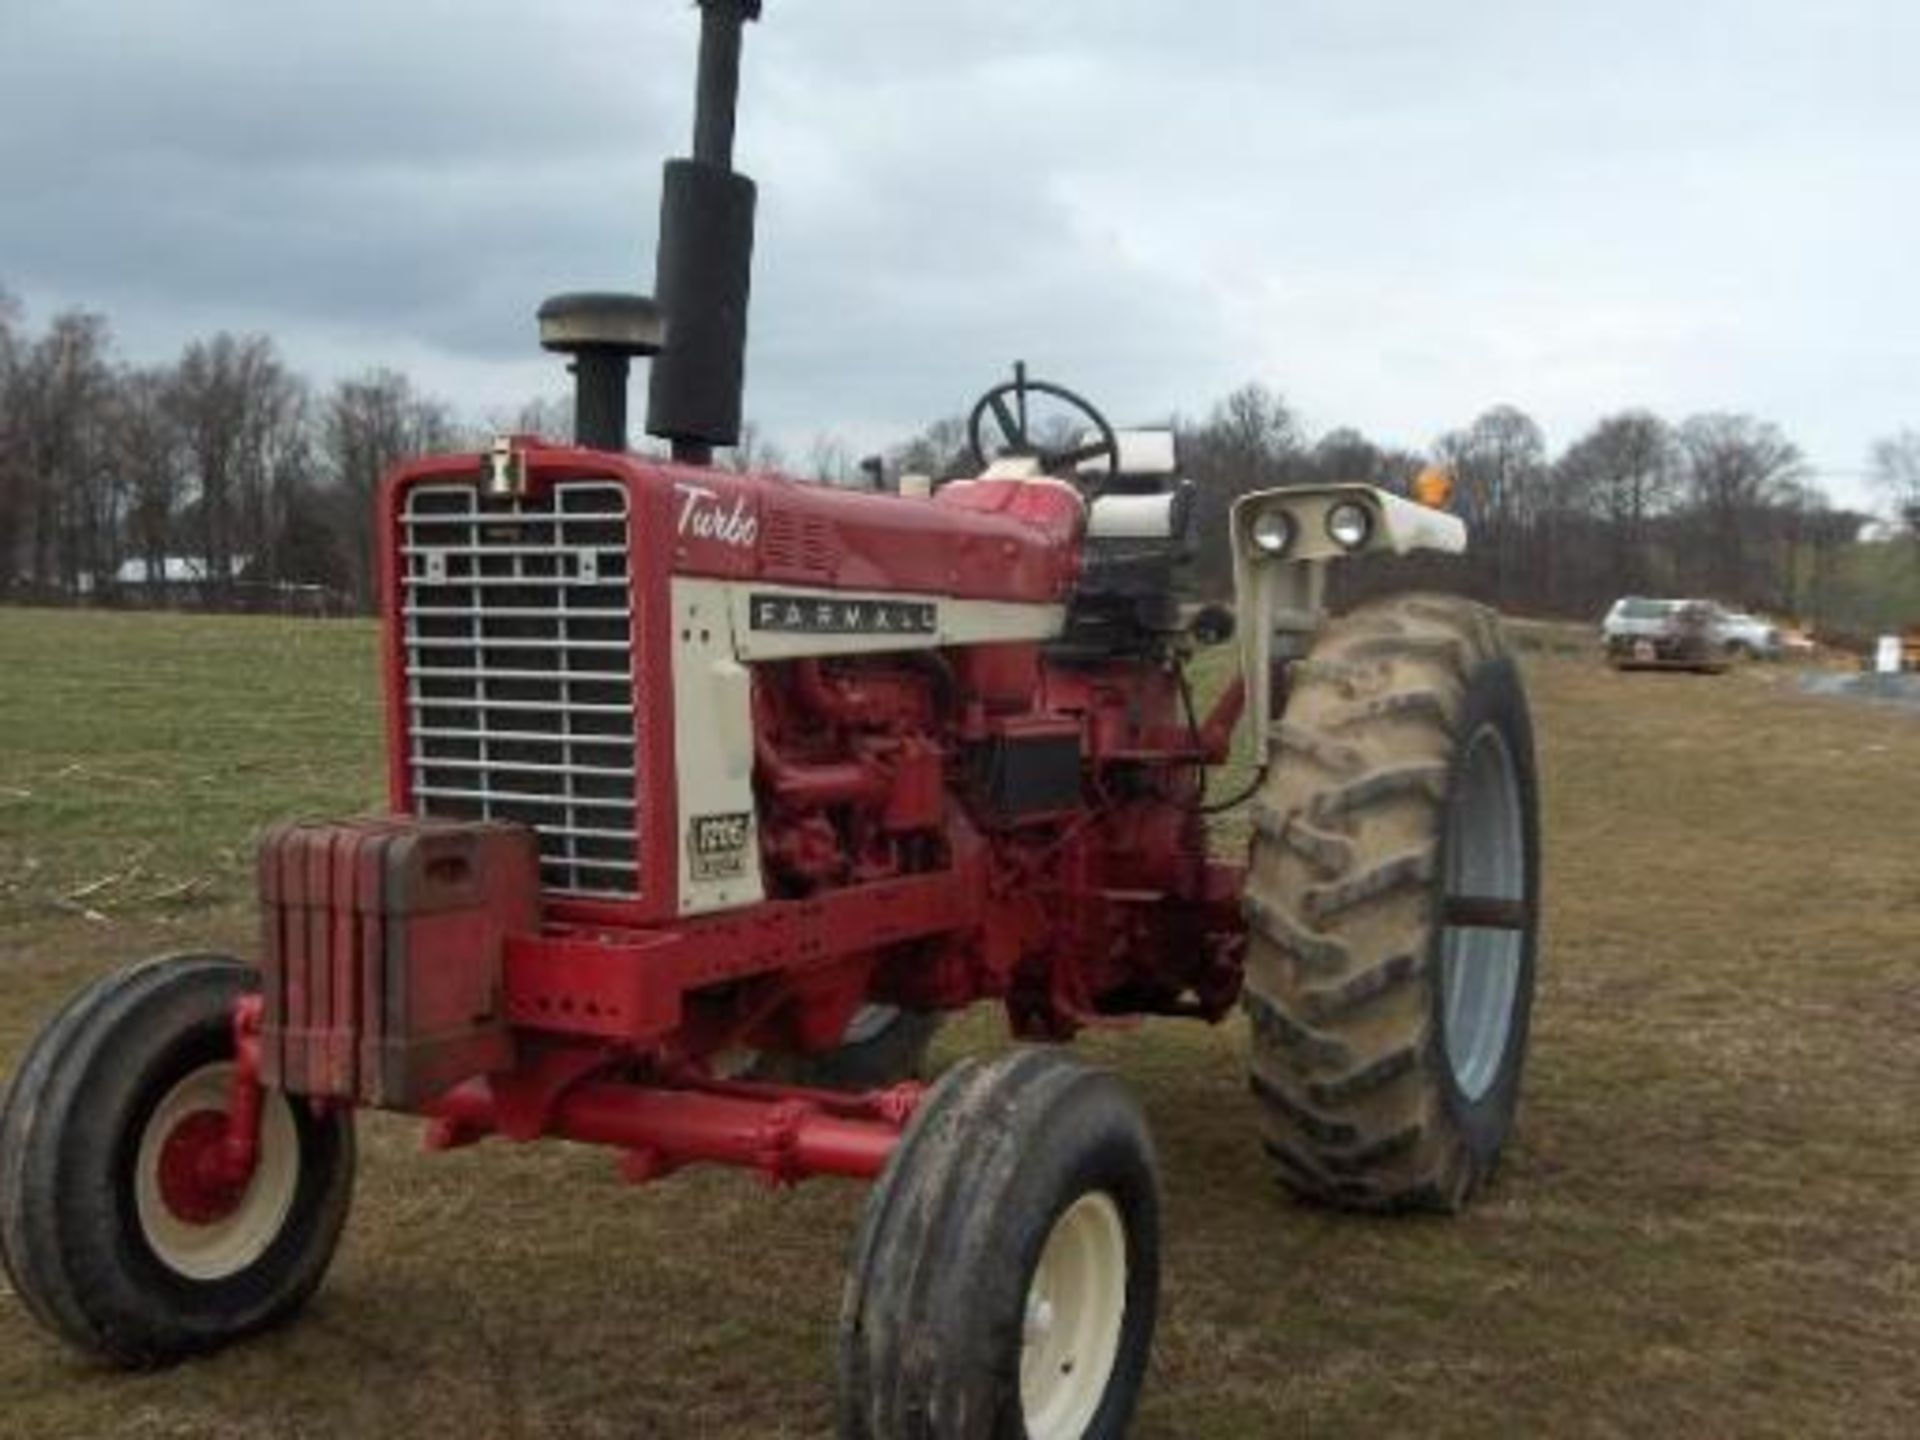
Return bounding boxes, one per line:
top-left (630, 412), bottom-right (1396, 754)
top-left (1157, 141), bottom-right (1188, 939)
top-left (156, 1110), bottom-right (245, 1225)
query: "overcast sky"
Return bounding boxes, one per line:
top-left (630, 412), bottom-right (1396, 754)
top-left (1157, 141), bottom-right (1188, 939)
top-left (2, 1), bottom-right (1912, 509)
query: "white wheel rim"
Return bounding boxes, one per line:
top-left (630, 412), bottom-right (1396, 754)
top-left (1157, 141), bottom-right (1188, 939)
top-left (133, 1062), bottom-right (300, 1282)
top-left (841, 1003), bottom-right (901, 1046)
top-left (1020, 1191), bottom-right (1128, 1440)
top-left (1439, 723), bottom-right (1527, 1101)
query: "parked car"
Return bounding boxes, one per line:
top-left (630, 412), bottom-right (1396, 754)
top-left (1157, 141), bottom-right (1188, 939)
top-left (1601, 597), bottom-right (1732, 672)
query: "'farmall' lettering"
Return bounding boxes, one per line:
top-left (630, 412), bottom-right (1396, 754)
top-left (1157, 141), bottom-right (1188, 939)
top-left (674, 482), bottom-right (759, 548)
top-left (749, 594), bottom-right (938, 636)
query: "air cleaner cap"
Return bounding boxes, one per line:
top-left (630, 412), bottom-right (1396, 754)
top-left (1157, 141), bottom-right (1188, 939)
top-left (537, 292), bottom-right (666, 358)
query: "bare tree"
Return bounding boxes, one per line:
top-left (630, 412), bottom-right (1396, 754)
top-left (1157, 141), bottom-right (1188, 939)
top-left (1868, 429), bottom-right (1920, 535)
top-left (805, 433), bottom-right (854, 486)
top-left (321, 369), bottom-right (455, 607)
top-left (1307, 427), bottom-right (1381, 487)
top-left (1556, 410), bottom-right (1678, 593)
top-left (1676, 413), bottom-right (1805, 601)
top-left (9, 310), bottom-right (118, 594)
top-left (169, 333), bottom-right (309, 594)
top-left (0, 289), bottom-right (24, 588)
top-left (889, 415), bottom-right (971, 481)
top-left (511, 395), bottom-right (574, 446)
top-left (1436, 405), bottom-right (1548, 605)
top-left (110, 367), bottom-right (188, 591)
top-left (723, 420), bottom-right (785, 474)
top-left (1182, 383), bottom-right (1303, 594)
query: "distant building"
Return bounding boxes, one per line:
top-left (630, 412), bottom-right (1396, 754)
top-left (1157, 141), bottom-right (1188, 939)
top-left (1855, 518), bottom-right (1901, 544)
top-left (108, 555), bottom-right (247, 607)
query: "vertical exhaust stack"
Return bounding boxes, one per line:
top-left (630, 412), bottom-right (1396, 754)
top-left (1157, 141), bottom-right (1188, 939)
top-left (537, 1), bottom-right (761, 460)
top-left (645, 0), bottom-right (763, 466)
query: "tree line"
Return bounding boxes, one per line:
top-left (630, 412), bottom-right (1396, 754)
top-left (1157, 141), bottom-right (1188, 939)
top-left (892, 386), bottom-right (1917, 633)
top-left (3, 290), bottom-right (1914, 630)
top-left (0, 294), bottom-right (477, 611)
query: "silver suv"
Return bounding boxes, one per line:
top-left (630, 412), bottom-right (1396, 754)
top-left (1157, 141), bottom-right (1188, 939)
top-left (1601, 597), bottom-right (1733, 672)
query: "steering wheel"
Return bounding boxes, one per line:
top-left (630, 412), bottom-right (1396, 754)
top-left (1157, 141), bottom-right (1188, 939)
top-left (965, 362), bottom-right (1121, 493)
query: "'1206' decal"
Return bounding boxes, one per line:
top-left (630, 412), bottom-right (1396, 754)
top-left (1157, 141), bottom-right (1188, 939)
top-left (689, 812), bottom-right (751, 881)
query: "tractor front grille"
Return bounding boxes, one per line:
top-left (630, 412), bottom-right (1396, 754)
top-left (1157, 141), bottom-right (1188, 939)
top-left (400, 480), bottom-right (639, 897)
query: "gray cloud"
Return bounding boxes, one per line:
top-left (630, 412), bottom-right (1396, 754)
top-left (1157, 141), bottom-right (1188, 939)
top-left (3, 0), bottom-right (1913, 507)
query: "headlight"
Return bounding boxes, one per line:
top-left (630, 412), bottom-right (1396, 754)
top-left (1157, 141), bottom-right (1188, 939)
top-left (1250, 509), bottom-right (1294, 556)
top-left (1325, 500), bottom-right (1373, 550)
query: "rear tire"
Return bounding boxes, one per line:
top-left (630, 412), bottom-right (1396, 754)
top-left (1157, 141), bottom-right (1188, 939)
top-left (838, 1050), bottom-right (1160, 1440)
top-left (0, 954), bottom-right (355, 1366)
top-left (755, 1006), bottom-right (942, 1091)
top-left (1242, 593), bottom-right (1540, 1212)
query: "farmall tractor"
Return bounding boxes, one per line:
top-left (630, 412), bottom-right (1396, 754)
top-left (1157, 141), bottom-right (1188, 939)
top-left (0, 6), bottom-right (1540, 1437)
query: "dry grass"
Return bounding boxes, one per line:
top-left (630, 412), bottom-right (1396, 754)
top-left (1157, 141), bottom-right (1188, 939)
top-left (1, 608), bottom-right (1916, 1438)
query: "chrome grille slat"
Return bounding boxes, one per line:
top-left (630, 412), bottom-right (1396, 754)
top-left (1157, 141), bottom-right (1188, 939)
top-left (404, 575), bottom-right (629, 589)
top-left (412, 785), bottom-right (637, 810)
top-left (410, 756), bottom-right (635, 779)
top-left (401, 480), bottom-right (639, 897)
top-left (401, 544), bottom-right (626, 558)
top-left (406, 696), bottom-right (632, 716)
top-left (408, 666), bottom-right (635, 682)
top-left (405, 605), bottom-right (631, 620)
top-left (412, 725), bottom-right (629, 745)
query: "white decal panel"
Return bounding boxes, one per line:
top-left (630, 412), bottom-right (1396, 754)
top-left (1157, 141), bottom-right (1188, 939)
top-left (670, 579), bottom-right (764, 916)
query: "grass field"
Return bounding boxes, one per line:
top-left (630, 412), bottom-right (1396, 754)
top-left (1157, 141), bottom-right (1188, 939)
top-left (1, 607), bottom-right (1915, 1438)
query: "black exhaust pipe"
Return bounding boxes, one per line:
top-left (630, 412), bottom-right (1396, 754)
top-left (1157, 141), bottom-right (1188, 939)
top-left (646, 0), bottom-right (762, 466)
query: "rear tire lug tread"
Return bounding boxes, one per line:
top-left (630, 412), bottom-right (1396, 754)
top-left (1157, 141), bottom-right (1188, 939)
top-left (1328, 688), bottom-right (1454, 734)
top-left (1240, 891), bottom-right (1349, 976)
top-left (1241, 991), bottom-right (1351, 1071)
top-left (1310, 763), bottom-right (1447, 823)
top-left (1247, 1070), bottom-right (1361, 1147)
top-left (1257, 1140), bottom-right (1393, 1208)
top-left (1304, 848), bottom-right (1436, 922)
top-left (1270, 722), bottom-right (1364, 775)
top-left (1250, 803), bottom-right (1353, 877)
top-left (1342, 634), bottom-right (1467, 669)
top-left (1288, 659), bottom-right (1382, 698)
top-left (1318, 1122), bottom-right (1425, 1175)
top-left (1300, 950), bottom-right (1428, 1023)
top-left (1305, 1042), bottom-right (1424, 1106)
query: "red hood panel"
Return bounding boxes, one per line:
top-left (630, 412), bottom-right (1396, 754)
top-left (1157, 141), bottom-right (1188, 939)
top-left (387, 446), bottom-right (1084, 605)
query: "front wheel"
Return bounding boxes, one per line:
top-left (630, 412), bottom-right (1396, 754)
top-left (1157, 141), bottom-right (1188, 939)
top-left (0, 954), bottom-right (355, 1366)
top-left (839, 1050), bottom-right (1160, 1439)
top-left (1243, 593), bottom-right (1541, 1212)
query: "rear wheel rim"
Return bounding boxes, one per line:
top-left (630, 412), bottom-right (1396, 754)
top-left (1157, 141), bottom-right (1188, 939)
top-left (1020, 1190), bottom-right (1128, 1440)
top-left (133, 1062), bottom-right (300, 1282)
top-left (1439, 724), bottom-right (1527, 1102)
top-left (840, 1004), bottom-right (901, 1046)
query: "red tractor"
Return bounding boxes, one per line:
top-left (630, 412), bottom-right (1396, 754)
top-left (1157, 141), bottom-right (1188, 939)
top-left (0, 6), bottom-right (1540, 1436)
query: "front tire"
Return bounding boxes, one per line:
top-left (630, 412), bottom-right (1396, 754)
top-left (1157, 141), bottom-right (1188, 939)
top-left (1242, 594), bottom-right (1540, 1212)
top-left (839, 1050), bottom-right (1160, 1439)
top-left (0, 954), bottom-right (355, 1365)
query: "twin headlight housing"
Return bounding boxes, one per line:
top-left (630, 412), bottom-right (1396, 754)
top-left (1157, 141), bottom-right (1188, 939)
top-left (1247, 498), bottom-right (1375, 558)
